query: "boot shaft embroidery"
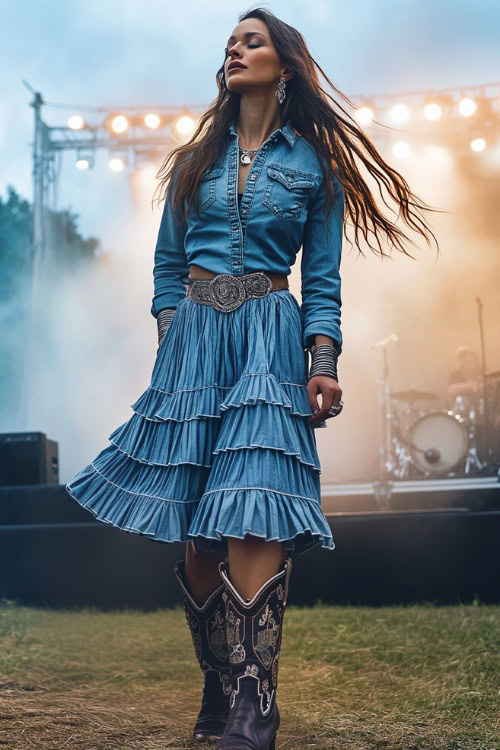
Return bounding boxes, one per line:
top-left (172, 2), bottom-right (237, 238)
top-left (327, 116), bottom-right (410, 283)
top-left (207, 606), bottom-right (229, 663)
top-left (221, 671), bottom-right (233, 696)
top-left (174, 560), bottom-right (231, 693)
top-left (253, 588), bottom-right (285, 670)
top-left (229, 671), bottom-right (274, 716)
top-left (227, 607), bottom-right (246, 664)
top-left (255, 603), bottom-right (279, 668)
top-left (218, 558), bottom-right (293, 727)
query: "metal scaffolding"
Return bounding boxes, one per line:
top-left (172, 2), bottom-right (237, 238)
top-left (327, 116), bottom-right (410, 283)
top-left (13, 81), bottom-right (500, 430)
top-left (16, 84), bottom-right (202, 429)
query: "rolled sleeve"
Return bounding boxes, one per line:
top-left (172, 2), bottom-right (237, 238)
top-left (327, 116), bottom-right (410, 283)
top-left (150, 171), bottom-right (190, 318)
top-left (300, 169), bottom-right (344, 353)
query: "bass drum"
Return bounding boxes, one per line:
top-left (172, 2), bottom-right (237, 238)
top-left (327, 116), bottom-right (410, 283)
top-left (408, 411), bottom-right (468, 475)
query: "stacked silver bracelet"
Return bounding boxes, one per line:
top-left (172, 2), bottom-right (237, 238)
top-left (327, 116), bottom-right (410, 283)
top-left (157, 307), bottom-right (176, 348)
top-left (308, 343), bottom-right (339, 382)
top-left (307, 343), bottom-right (344, 425)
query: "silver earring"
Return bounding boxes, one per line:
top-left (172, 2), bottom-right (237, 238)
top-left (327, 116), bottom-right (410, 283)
top-left (275, 77), bottom-right (286, 105)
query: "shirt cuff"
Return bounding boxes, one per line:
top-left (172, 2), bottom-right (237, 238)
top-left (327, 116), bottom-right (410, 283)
top-left (302, 320), bottom-right (342, 353)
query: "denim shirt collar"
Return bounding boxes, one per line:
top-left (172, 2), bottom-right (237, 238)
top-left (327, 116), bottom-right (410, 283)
top-left (228, 118), bottom-right (297, 148)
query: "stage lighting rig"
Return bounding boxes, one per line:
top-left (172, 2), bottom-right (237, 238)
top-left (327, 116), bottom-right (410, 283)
top-left (68, 115), bottom-right (86, 130)
top-left (24, 80), bottom-right (500, 351)
top-left (388, 103), bottom-right (411, 125)
top-left (459, 97), bottom-right (477, 117)
top-left (75, 147), bottom-right (94, 170)
top-left (354, 102), bottom-right (375, 126)
top-left (144, 113), bottom-right (161, 129)
top-left (109, 114), bottom-right (129, 134)
top-left (423, 94), bottom-right (454, 121)
top-left (175, 114), bottom-right (196, 135)
top-left (470, 137), bottom-right (487, 152)
top-left (108, 153), bottom-right (127, 172)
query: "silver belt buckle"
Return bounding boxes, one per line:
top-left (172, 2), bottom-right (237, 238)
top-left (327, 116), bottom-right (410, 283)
top-left (189, 272), bottom-right (273, 312)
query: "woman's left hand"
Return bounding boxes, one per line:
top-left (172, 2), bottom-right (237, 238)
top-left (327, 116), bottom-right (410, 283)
top-left (307, 375), bottom-right (343, 426)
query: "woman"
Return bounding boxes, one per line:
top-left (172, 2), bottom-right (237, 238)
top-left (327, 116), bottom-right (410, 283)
top-left (66, 7), bottom-right (439, 748)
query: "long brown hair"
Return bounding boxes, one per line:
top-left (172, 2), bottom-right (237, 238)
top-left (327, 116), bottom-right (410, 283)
top-left (152, 5), bottom-right (442, 260)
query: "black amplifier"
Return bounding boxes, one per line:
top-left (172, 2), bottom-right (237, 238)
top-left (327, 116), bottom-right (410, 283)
top-left (0, 432), bottom-right (59, 486)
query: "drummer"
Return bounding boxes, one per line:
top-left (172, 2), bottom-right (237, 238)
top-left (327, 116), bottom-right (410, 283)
top-left (447, 346), bottom-right (482, 400)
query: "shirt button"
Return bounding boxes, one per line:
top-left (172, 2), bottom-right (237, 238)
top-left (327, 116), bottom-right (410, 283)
top-left (241, 209), bottom-right (247, 215)
top-left (250, 174), bottom-right (256, 180)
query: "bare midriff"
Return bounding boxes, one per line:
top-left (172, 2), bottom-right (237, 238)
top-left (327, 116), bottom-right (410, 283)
top-left (189, 264), bottom-right (289, 290)
top-left (189, 264), bottom-right (222, 279)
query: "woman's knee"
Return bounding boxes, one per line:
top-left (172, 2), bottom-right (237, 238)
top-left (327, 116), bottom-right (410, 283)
top-left (228, 534), bottom-right (285, 558)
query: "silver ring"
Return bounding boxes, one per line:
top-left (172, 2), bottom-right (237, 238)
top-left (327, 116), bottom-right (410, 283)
top-left (328, 399), bottom-right (344, 417)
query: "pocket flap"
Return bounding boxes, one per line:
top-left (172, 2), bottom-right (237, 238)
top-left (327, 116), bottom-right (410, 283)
top-left (266, 164), bottom-right (315, 190)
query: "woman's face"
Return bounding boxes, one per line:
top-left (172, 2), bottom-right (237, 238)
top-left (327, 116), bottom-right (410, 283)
top-left (224, 18), bottom-right (283, 93)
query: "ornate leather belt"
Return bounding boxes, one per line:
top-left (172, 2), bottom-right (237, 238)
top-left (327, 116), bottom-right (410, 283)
top-left (186, 271), bottom-right (288, 312)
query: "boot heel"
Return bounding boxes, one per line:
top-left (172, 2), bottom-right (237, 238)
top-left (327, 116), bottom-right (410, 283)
top-left (269, 734), bottom-right (277, 750)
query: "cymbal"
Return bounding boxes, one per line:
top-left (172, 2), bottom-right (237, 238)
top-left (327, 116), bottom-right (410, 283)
top-left (391, 386), bottom-right (439, 401)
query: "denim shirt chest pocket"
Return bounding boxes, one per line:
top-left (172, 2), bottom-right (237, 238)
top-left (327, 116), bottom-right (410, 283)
top-left (262, 163), bottom-right (317, 221)
top-left (198, 164), bottom-right (225, 213)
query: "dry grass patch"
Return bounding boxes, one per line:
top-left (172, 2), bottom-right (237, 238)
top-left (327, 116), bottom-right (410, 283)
top-left (0, 600), bottom-right (498, 749)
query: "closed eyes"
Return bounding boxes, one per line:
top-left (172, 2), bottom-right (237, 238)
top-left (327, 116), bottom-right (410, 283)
top-left (225, 44), bottom-right (260, 57)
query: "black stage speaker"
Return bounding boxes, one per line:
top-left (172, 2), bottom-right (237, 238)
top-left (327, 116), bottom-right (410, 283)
top-left (0, 432), bottom-right (59, 486)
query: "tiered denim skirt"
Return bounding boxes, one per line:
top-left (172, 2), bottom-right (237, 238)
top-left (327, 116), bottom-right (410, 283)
top-left (65, 289), bottom-right (335, 558)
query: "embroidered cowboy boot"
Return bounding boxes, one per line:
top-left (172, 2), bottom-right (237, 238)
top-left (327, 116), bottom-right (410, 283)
top-left (173, 559), bottom-right (232, 742)
top-left (215, 557), bottom-right (293, 750)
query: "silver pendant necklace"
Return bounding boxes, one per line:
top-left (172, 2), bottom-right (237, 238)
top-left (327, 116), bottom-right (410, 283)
top-left (238, 146), bottom-right (259, 164)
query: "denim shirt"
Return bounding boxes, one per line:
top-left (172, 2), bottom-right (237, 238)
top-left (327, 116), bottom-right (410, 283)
top-left (151, 118), bottom-right (344, 353)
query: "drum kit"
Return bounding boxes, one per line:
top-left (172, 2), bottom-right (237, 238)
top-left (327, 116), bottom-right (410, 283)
top-left (389, 385), bottom-right (493, 479)
top-left (376, 344), bottom-right (500, 481)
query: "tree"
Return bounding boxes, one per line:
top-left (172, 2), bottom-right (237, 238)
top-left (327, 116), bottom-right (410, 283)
top-left (0, 186), bottom-right (101, 422)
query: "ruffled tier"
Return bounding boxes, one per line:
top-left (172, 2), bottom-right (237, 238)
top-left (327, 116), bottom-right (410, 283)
top-left (219, 372), bottom-right (312, 416)
top-left (212, 403), bottom-right (320, 471)
top-left (108, 412), bottom-right (219, 467)
top-left (65, 443), bottom-right (209, 542)
top-left (188, 487), bottom-right (335, 553)
top-left (113, 371), bottom-right (319, 473)
top-left (204, 445), bottom-right (322, 498)
top-left (130, 375), bottom-right (312, 423)
top-left (188, 448), bottom-right (334, 552)
top-left (131, 383), bottom-right (229, 422)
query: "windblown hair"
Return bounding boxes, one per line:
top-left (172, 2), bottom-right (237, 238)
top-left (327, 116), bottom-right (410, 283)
top-left (152, 5), bottom-right (442, 260)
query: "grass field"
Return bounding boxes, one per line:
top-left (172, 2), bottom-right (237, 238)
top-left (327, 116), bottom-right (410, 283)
top-left (0, 599), bottom-right (498, 749)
